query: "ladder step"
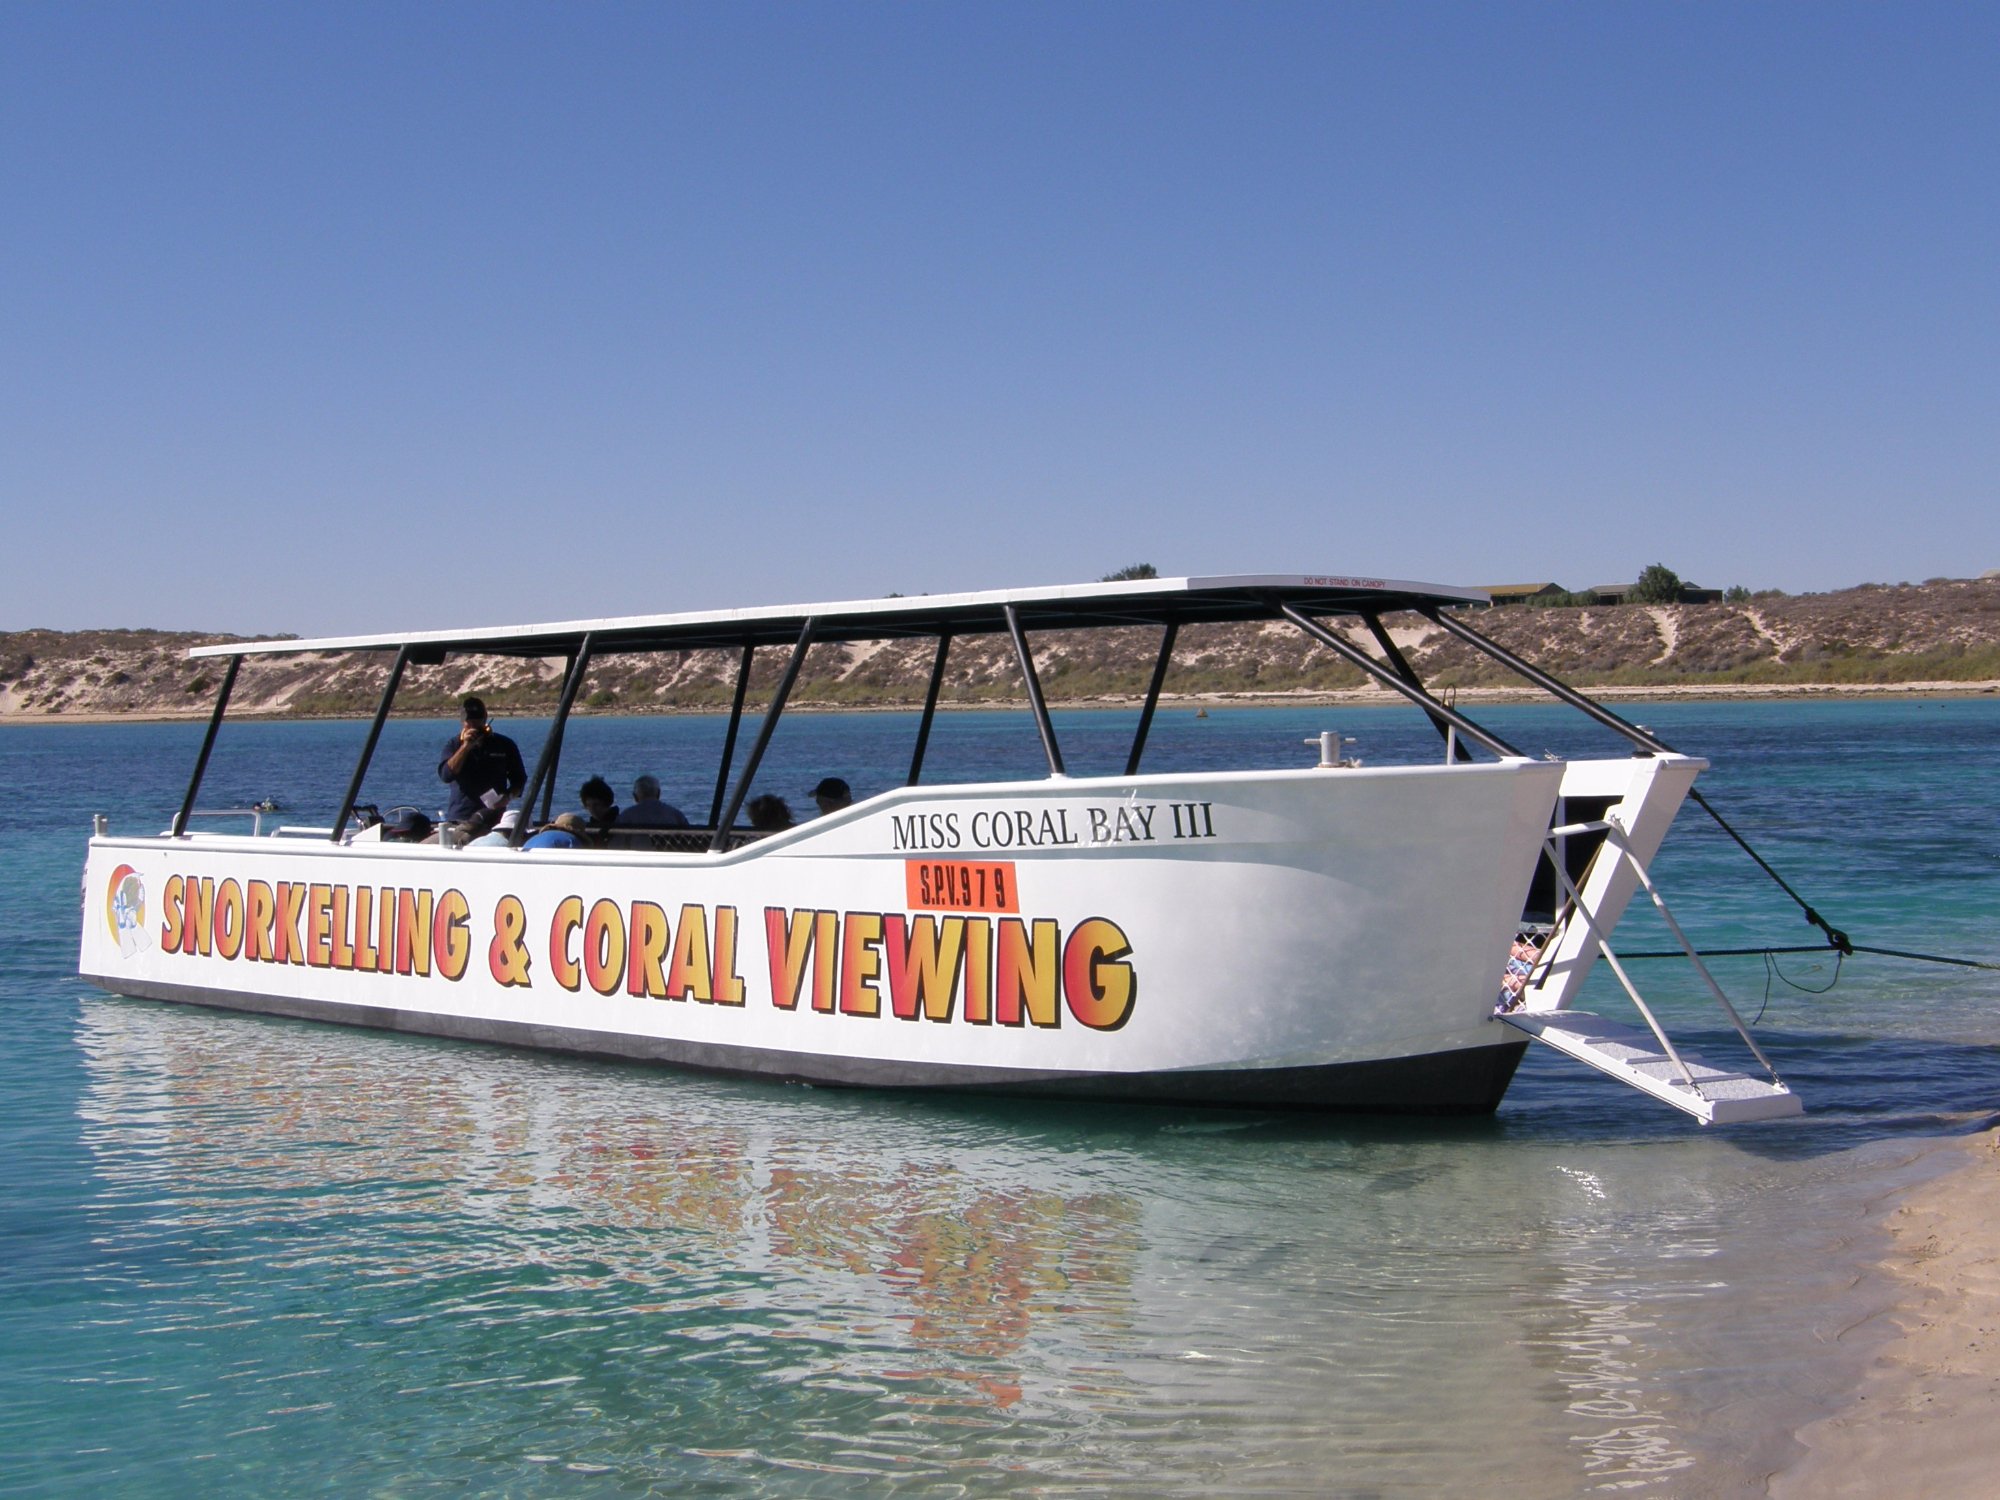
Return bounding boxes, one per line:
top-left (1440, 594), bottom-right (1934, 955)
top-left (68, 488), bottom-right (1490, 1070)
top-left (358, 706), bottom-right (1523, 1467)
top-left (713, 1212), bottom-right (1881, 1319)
top-left (1500, 1010), bottom-right (1803, 1125)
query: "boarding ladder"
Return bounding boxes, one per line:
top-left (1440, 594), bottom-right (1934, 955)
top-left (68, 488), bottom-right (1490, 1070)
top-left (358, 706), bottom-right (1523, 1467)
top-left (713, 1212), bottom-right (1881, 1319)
top-left (1498, 810), bottom-right (1802, 1126)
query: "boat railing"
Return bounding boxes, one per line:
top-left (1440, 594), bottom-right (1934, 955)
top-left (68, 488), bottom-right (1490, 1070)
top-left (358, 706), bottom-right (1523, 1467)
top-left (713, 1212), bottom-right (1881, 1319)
top-left (597, 827), bottom-right (764, 854)
top-left (181, 822), bottom-right (771, 853)
top-left (180, 805), bottom-right (282, 837)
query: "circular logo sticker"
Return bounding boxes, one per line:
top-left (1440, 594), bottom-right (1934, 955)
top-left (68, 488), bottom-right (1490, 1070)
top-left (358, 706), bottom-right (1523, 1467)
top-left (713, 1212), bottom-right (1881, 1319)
top-left (106, 864), bottom-right (151, 959)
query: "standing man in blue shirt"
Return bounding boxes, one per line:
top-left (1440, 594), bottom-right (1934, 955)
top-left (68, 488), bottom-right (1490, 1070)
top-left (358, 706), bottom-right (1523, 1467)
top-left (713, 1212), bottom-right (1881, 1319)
top-left (438, 696), bottom-right (527, 831)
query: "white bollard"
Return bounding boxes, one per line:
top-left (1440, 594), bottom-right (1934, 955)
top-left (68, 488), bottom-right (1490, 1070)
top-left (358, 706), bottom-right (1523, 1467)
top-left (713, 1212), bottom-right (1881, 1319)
top-left (1304, 731), bottom-right (1358, 768)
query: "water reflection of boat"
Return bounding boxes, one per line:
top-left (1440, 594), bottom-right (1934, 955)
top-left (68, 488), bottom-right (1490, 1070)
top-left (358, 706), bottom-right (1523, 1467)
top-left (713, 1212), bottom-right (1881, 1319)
top-left (79, 575), bottom-right (1799, 1121)
top-left (74, 996), bottom-right (1143, 1395)
top-left (70, 995), bottom-right (1755, 1484)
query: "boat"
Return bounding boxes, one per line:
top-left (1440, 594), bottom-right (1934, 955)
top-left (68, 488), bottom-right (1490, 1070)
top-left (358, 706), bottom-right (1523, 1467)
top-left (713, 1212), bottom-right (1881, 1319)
top-left (77, 574), bottom-right (1802, 1123)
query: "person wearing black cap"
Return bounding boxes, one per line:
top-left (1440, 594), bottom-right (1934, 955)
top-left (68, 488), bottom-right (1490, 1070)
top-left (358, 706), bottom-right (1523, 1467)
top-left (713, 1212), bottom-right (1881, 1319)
top-left (808, 777), bottom-right (852, 817)
top-left (438, 696), bottom-right (526, 828)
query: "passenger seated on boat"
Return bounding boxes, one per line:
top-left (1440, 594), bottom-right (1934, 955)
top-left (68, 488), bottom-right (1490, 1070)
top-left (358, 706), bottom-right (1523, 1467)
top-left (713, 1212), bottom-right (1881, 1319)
top-left (747, 795), bottom-right (794, 832)
top-left (578, 776), bottom-right (619, 833)
top-left (379, 806), bottom-right (433, 843)
top-left (521, 812), bottom-right (588, 851)
top-left (615, 774), bottom-right (689, 829)
top-left (438, 697), bottom-right (526, 827)
top-left (466, 808), bottom-right (522, 848)
top-left (808, 777), bottom-right (852, 817)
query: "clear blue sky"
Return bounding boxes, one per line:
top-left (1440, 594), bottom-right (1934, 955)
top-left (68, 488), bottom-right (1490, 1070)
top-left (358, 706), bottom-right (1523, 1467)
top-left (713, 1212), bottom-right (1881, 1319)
top-left (4, 2), bottom-right (1994, 635)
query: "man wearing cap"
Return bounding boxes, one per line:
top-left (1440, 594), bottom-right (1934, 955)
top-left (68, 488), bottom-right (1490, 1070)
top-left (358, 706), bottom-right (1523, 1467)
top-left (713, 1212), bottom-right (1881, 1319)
top-left (438, 696), bottom-right (527, 827)
top-left (808, 777), bottom-right (852, 817)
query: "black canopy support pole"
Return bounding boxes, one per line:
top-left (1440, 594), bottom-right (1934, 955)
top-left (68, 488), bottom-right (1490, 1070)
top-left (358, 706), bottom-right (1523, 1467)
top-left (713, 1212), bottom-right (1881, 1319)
top-left (1280, 604), bottom-right (1524, 760)
top-left (1423, 608), bottom-right (1675, 753)
top-left (708, 644), bottom-right (755, 826)
top-left (1124, 620), bottom-right (1178, 777)
top-left (711, 621), bottom-right (814, 851)
top-left (907, 633), bottom-right (953, 786)
top-left (511, 635), bottom-right (595, 847)
top-left (172, 654), bottom-right (241, 837)
top-left (536, 649), bottom-right (580, 825)
top-left (330, 646), bottom-right (411, 842)
top-left (1362, 613), bottom-right (1467, 760)
top-left (1005, 604), bottom-right (1066, 777)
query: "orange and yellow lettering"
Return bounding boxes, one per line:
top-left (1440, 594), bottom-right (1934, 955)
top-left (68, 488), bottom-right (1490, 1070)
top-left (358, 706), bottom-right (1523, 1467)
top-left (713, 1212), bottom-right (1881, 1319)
top-left (307, 883), bottom-right (333, 967)
top-left (329, 885), bottom-right (353, 969)
top-left (433, 889), bottom-right (471, 980)
top-left (627, 900), bottom-right (670, 998)
top-left (765, 907), bottom-right (814, 1010)
top-left (883, 914), bottom-right (965, 1022)
top-left (963, 916), bottom-right (992, 1024)
top-left (183, 876), bottom-right (215, 956)
top-left (395, 888), bottom-right (433, 976)
top-left (996, 917), bottom-right (1061, 1028)
top-left (551, 895), bottom-right (583, 992)
top-left (375, 886), bottom-right (397, 972)
top-left (582, 897), bottom-right (624, 996)
top-left (489, 894), bottom-right (532, 988)
top-left (213, 879), bottom-right (244, 960)
top-left (812, 910), bottom-right (839, 1014)
top-left (1063, 917), bottom-right (1136, 1031)
top-left (666, 904), bottom-right (712, 1003)
top-left (710, 906), bottom-right (745, 1006)
top-left (245, 879), bottom-right (275, 962)
top-left (160, 874), bottom-right (185, 952)
top-left (840, 911), bottom-right (884, 1017)
top-left (275, 882), bottom-right (307, 965)
top-left (352, 886), bottom-right (377, 971)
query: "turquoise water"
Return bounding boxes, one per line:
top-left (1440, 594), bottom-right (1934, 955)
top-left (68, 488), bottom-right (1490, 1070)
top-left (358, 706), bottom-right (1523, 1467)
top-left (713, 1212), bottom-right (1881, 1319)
top-left (5, 700), bottom-right (1997, 1496)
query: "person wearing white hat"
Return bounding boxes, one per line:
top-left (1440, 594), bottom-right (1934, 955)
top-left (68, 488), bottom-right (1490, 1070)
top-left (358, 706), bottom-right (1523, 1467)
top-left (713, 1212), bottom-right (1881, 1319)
top-left (466, 807), bottom-right (523, 848)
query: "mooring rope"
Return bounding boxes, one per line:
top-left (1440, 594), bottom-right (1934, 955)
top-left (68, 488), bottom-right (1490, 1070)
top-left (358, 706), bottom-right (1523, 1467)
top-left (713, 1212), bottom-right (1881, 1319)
top-left (1613, 789), bottom-right (2000, 975)
top-left (1620, 942), bottom-right (2000, 970)
top-left (1685, 787), bottom-right (1853, 953)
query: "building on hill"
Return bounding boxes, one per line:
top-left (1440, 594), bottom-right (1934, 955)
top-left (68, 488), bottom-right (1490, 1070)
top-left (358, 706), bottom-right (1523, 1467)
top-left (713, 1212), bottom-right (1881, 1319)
top-left (1587, 582), bottom-right (1723, 606)
top-left (1480, 583), bottom-right (1570, 606)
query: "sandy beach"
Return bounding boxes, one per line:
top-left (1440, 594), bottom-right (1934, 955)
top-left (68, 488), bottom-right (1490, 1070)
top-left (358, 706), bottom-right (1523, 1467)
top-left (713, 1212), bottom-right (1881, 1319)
top-left (1772, 1125), bottom-right (2000, 1498)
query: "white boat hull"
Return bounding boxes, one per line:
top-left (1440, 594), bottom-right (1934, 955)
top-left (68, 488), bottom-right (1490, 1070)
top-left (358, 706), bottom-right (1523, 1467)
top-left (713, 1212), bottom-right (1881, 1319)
top-left (82, 761), bottom-right (1568, 1113)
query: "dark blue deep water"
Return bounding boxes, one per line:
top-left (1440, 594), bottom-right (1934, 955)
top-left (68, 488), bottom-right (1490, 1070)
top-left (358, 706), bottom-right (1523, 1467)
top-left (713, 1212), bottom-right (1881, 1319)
top-left (4, 699), bottom-right (1997, 1496)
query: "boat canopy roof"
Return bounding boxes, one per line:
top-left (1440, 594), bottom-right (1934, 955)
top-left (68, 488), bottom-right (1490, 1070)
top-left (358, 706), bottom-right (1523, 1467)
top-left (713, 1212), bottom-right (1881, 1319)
top-left (191, 574), bottom-right (1489, 661)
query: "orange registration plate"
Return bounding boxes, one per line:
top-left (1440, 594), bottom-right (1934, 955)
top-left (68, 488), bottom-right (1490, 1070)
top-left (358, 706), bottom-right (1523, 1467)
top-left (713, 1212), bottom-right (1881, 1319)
top-left (903, 859), bottom-right (1019, 913)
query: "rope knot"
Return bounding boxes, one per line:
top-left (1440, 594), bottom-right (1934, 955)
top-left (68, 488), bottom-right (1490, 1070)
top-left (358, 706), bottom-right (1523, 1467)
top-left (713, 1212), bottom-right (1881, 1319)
top-left (1804, 907), bottom-right (1854, 955)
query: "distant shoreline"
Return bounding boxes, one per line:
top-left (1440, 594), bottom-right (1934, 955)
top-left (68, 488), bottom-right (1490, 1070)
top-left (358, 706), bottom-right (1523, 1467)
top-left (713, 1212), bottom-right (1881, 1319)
top-left (4, 678), bottom-right (1997, 727)
top-left (11, 580), bottom-right (1998, 722)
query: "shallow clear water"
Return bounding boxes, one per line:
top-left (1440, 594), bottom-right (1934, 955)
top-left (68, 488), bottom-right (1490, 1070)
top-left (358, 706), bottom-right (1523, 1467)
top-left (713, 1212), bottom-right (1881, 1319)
top-left (4, 698), bottom-right (1997, 1496)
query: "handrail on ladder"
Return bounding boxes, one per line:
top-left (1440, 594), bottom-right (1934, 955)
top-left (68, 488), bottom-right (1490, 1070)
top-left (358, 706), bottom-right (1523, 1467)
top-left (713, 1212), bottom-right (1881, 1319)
top-left (1527, 812), bottom-right (1787, 1103)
